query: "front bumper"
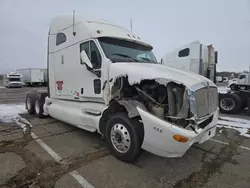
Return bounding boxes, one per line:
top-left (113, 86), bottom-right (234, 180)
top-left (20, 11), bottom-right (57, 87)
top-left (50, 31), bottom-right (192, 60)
top-left (137, 107), bottom-right (219, 158)
top-left (8, 83), bottom-right (22, 88)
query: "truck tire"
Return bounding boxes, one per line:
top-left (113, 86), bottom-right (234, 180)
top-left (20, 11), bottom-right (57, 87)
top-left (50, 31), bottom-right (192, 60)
top-left (229, 83), bottom-right (236, 91)
top-left (25, 93), bottom-right (37, 115)
top-left (247, 98), bottom-right (250, 116)
top-left (106, 112), bottom-right (143, 162)
top-left (219, 93), bottom-right (242, 114)
top-left (34, 93), bottom-right (48, 118)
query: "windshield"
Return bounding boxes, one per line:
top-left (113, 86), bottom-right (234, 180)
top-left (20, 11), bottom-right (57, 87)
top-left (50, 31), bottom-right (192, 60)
top-left (98, 37), bottom-right (158, 63)
top-left (8, 78), bottom-right (21, 82)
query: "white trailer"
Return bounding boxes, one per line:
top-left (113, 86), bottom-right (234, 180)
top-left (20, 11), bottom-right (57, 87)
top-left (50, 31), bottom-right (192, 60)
top-left (161, 40), bottom-right (218, 83)
top-left (17, 68), bottom-right (44, 86)
top-left (42, 69), bottom-right (48, 86)
top-left (3, 72), bottom-right (22, 88)
top-left (25, 15), bottom-right (219, 162)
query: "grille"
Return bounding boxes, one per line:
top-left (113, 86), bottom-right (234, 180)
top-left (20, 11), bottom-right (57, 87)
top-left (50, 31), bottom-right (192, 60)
top-left (195, 87), bottom-right (218, 118)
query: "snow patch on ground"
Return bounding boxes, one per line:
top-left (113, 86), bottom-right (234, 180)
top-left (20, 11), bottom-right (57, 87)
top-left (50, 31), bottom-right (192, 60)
top-left (0, 103), bottom-right (249, 138)
top-left (0, 103), bottom-right (26, 123)
top-left (218, 116), bottom-right (250, 138)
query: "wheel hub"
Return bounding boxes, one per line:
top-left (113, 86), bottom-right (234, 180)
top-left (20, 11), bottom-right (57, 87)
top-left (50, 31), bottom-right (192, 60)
top-left (111, 123), bottom-right (131, 153)
top-left (115, 133), bottom-right (122, 142)
top-left (220, 98), bottom-right (235, 111)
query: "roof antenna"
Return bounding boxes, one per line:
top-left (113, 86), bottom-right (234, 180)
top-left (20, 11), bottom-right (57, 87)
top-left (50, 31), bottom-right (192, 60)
top-left (73, 10), bottom-right (76, 36)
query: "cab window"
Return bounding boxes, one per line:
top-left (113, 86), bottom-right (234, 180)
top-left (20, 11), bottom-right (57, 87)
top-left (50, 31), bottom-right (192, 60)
top-left (80, 41), bottom-right (102, 69)
top-left (178, 48), bottom-right (190, 57)
top-left (239, 75), bottom-right (246, 79)
top-left (56, 33), bottom-right (66, 46)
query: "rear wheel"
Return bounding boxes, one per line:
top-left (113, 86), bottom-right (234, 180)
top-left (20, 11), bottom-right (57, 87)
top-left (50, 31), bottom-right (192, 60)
top-left (106, 112), bottom-right (143, 162)
top-left (247, 98), bottom-right (250, 116)
top-left (25, 93), bottom-right (36, 114)
top-left (219, 93), bottom-right (243, 114)
top-left (34, 93), bottom-right (48, 118)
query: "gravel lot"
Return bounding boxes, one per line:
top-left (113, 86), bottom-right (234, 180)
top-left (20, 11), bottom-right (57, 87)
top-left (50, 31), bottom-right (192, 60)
top-left (0, 86), bottom-right (250, 188)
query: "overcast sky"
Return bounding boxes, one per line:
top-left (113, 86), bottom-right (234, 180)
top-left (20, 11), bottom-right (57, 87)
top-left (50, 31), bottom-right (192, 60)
top-left (0, 0), bottom-right (250, 73)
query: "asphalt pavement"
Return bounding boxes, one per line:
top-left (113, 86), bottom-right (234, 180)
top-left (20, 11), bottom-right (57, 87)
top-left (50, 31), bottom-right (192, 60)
top-left (0, 86), bottom-right (250, 188)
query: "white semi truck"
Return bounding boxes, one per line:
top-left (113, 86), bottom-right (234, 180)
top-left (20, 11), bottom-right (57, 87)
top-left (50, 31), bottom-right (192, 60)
top-left (219, 69), bottom-right (250, 114)
top-left (3, 72), bottom-right (22, 88)
top-left (17, 68), bottom-right (44, 86)
top-left (161, 40), bottom-right (218, 83)
top-left (228, 71), bottom-right (250, 87)
top-left (25, 15), bottom-right (219, 162)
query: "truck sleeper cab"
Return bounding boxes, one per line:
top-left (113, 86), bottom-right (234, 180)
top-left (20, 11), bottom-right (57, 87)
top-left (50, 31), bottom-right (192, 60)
top-left (25, 15), bottom-right (219, 162)
top-left (161, 40), bottom-right (218, 83)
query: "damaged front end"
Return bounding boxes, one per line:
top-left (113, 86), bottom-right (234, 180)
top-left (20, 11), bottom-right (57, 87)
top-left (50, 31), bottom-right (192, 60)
top-left (110, 75), bottom-right (217, 130)
top-left (109, 75), bottom-right (219, 158)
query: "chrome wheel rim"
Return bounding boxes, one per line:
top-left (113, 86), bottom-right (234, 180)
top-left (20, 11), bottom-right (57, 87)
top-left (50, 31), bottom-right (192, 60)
top-left (110, 123), bottom-right (131, 153)
top-left (220, 98), bottom-right (235, 111)
top-left (35, 100), bottom-right (40, 114)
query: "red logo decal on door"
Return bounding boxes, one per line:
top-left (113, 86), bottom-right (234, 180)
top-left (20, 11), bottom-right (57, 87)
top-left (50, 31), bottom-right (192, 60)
top-left (56, 81), bottom-right (63, 90)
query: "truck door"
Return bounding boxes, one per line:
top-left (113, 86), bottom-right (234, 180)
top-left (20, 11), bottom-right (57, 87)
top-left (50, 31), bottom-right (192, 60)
top-left (238, 74), bottom-right (246, 84)
top-left (79, 40), bottom-right (103, 100)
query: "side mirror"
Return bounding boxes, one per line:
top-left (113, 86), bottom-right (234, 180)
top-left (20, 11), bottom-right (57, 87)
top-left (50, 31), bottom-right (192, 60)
top-left (80, 51), bottom-right (93, 69)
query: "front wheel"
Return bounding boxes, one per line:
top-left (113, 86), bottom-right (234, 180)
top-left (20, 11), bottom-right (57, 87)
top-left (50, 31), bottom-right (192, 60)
top-left (106, 113), bottom-right (143, 162)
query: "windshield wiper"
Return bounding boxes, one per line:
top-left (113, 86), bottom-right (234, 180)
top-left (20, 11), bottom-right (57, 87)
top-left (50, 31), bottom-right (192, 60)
top-left (111, 53), bottom-right (139, 62)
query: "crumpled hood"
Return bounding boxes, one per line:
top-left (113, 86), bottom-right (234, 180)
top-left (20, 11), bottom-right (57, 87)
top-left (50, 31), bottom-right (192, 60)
top-left (109, 63), bottom-right (216, 89)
